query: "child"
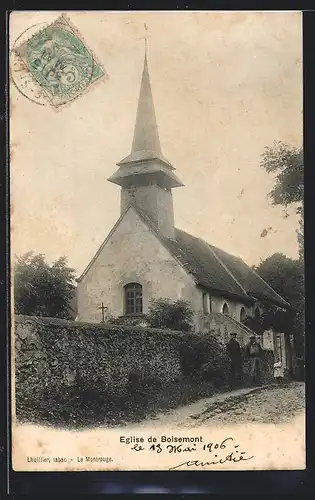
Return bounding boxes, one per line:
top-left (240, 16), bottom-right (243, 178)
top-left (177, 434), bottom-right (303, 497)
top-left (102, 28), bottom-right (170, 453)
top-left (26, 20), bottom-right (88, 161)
top-left (273, 358), bottom-right (284, 385)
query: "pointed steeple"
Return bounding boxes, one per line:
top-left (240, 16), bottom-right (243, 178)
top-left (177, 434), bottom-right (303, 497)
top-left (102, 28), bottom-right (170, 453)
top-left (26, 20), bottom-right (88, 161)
top-left (108, 40), bottom-right (184, 190)
top-left (131, 51), bottom-right (161, 155)
top-left (114, 46), bottom-right (176, 169)
top-left (108, 37), bottom-right (184, 239)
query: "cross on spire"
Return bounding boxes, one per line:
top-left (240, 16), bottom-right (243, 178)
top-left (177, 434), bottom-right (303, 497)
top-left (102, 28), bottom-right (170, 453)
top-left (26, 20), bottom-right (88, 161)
top-left (143, 23), bottom-right (149, 57)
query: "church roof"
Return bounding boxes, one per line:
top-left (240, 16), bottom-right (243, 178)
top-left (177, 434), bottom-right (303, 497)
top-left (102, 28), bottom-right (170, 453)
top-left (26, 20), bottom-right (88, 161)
top-left (108, 160), bottom-right (184, 188)
top-left (165, 229), bottom-right (249, 300)
top-left (169, 228), bottom-right (291, 309)
top-left (205, 242), bottom-right (291, 307)
top-left (131, 207), bottom-right (291, 310)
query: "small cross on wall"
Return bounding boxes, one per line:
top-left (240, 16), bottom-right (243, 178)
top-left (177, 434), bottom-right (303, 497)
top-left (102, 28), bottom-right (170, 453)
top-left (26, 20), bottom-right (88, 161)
top-left (98, 302), bottom-right (108, 323)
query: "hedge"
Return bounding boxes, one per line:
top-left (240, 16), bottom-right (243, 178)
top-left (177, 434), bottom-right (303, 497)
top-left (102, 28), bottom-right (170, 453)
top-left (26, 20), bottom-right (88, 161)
top-left (14, 315), bottom-right (272, 428)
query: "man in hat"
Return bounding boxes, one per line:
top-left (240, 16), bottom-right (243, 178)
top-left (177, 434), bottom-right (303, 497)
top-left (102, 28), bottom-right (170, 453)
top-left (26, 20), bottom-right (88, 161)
top-left (226, 332), bottom-right (242, 388)
top-left (244, 334), bottom-right (263, 386)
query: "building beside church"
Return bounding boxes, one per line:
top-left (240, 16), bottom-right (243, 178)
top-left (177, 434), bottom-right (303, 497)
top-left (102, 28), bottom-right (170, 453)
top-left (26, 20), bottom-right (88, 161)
top-left (76, 50), bottom-right (294, 369)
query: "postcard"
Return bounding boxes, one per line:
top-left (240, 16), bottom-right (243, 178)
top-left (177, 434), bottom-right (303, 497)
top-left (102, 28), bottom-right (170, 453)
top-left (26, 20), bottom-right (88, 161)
top-left (10, 10), bottom-right (304, 471)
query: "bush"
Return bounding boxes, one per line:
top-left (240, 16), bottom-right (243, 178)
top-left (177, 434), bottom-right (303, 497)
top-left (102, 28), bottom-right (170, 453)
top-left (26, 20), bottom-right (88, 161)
top-left (146, 298), bottom-right (194, 332)
top-left (179, 331), bottom-right (230, 388)
top-left (14, 316), bottom-right (184, 426)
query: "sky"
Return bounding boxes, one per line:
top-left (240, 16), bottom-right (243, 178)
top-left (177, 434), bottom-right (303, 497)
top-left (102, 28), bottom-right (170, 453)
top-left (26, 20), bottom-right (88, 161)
top-left (10, 11), bottom-right (303, 277)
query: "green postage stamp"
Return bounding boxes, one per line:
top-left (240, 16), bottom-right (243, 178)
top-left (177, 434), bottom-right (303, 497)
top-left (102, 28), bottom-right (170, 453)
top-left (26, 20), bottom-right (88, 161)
top-left (13, 14), bottom-right (106, 108)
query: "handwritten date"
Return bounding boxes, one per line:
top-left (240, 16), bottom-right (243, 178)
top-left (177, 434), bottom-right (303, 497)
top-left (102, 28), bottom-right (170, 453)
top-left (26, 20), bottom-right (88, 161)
top-left (130, 437), bottom-right (254, 469)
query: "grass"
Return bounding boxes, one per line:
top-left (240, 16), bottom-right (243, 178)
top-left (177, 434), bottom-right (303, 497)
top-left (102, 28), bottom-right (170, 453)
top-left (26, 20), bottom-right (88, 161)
top-left (16, 377), bottom-right (223, 430)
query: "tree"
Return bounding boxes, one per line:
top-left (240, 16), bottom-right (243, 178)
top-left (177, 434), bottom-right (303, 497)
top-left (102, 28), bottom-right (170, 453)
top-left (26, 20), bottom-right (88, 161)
top-left (261, 141), bottom-right (303, 215)
top-left (14, 252), bottom-right (76, 319)
top-left (244, 306), bottom-right (294, 336)
top-left (253, 253), bottom-right (304, 358)
top-left (261, 141), bottom-right (304, 258)
top-left (254, 253), bottom-right (304, 309)
top-left (260, 141), bottom-right (304, 357)
top-left (146, 298), bottom-right (194, 332)
top-left (296, 219), bottom-right (304, 262)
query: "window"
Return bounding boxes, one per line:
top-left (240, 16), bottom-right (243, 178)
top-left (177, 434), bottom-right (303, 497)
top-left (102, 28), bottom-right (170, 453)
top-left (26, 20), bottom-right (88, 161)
top-left (222, 302), bottom-right (229, 315)
top-left (240, 306), bottom-right (246, 323)
top-left (202, 292), bottom-right (209, 314)
top-left (124, 283), bottom-right (143, 315)
top-left (254, 306), bottom-right (261, 319)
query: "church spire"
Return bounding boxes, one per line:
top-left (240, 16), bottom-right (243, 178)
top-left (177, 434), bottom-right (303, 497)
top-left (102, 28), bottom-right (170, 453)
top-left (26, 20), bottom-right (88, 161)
top-left (108, 33), bottom-right (184, 240)
top-left (114, 24), bottom-right (176, 168)
top-left (131, 45), bottom-right (161, 155)
top-left (109, 31), bottom-right (184, 190)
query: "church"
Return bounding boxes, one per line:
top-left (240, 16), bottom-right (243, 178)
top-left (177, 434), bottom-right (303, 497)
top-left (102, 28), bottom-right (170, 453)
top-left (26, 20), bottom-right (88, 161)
top-left (76, 48), bottom-right (293, 366)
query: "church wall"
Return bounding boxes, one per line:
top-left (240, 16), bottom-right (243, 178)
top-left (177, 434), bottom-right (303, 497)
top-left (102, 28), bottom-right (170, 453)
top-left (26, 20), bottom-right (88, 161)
top-left (121, 185), bottom-right (158, 222)
top-left (121, 183), bottom-right (175, 239)
top-left (195, 291), bottom-right (258, 336)
top-left (208, 295), bottom-right (252, 322)
top-left (200, 312), bottom-right (253, 347)
top-left (156, 186), bottom-right (175, 239)
top-left (76, 207), bottom-right (201, 324)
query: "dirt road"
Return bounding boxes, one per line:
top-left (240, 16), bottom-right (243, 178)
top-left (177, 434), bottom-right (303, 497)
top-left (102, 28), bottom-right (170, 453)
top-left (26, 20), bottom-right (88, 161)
top-left (125, 381), bottom-right (305, 429)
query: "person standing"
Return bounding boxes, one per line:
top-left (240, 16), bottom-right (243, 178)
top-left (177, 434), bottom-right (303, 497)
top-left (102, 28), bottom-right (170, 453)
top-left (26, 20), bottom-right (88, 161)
top-left (227, 332), bottom-right (242, 388)
top-left (245, 334), bottom-right (263, 386)
top-left (273, 357), bottom-right (284, 386)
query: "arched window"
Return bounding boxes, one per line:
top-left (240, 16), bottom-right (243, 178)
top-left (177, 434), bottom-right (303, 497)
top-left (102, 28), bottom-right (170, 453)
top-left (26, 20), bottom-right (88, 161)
top-left (240, 307), bottom-right (246, 323)
top-left (124, 283), bottom-right (143, 315)
top-left (254, 306), bottom-right (261, 320)
top-left (222, 302), bottom-right (229, 315)
top-left (202, 292), bottom-right (209, 314)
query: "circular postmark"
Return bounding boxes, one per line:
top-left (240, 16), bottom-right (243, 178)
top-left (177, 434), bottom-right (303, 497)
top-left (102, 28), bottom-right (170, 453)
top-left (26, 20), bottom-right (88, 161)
top-left (10, 17), bottom-right (96, 108)
top-left (10, 23), bottom-right (50, 106)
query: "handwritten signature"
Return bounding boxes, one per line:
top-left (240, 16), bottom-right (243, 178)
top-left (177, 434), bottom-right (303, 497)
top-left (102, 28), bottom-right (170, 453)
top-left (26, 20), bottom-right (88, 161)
top-left (169, 452), bottom-right (254, 470)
